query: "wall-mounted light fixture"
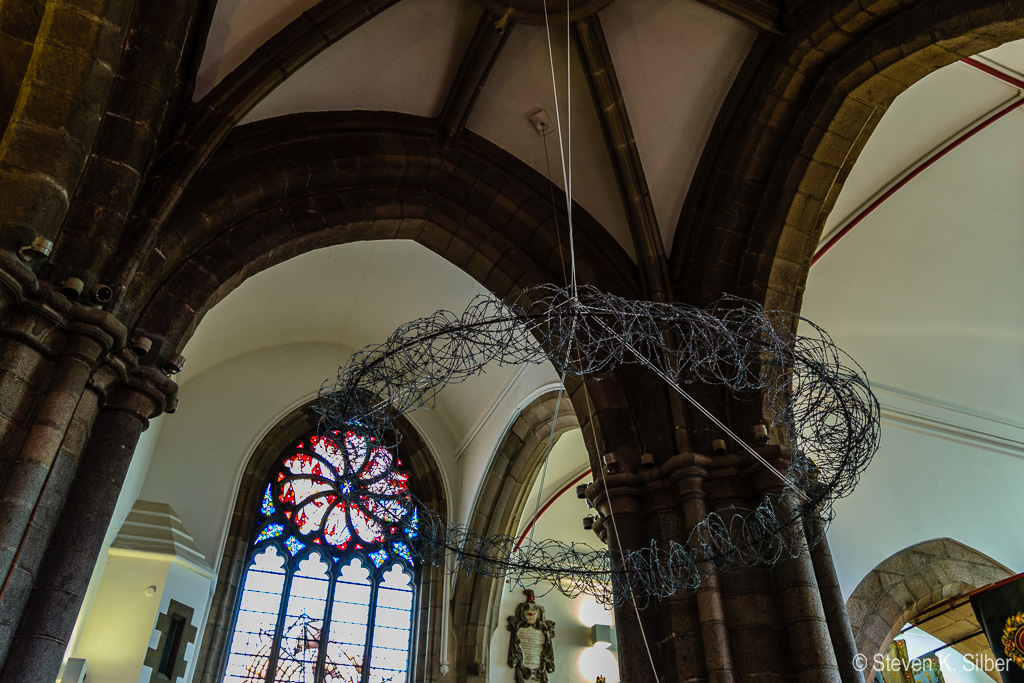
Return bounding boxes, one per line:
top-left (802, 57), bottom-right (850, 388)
top-left (130, 336), bottom-right (153, 355)
top-left (575, 595), bottom-right (617, 682)
top-left (590, 624), bottom-right (612, 649)
top-left (753, 423), bottom-right (769, 444)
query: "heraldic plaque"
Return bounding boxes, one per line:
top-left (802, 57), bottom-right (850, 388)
top-left (507, 590), bottom-right (555, 682)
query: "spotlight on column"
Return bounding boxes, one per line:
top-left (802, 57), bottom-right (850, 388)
top-left (752, 423), bottom-right (769, 445)
top-left (576, 483), bottom-right (588, 499)
top-left (165, 398), bottom-right (179, 414)
top-left (130, 336), bottom-right (152, 355)
top-left (18, 237), bottom-right (53, 261)
top-left (89, 283), bottom-right (113, 305)
top-left (583, 515), bottom-right (595, 530)
top-left (163, 354), bottom-right (186, 375)
top-left (603, 453), bottom-right (620, 474)
top-left (712, 438), bottom-right (727, 456)
top-left (640, 452), bottom-right (655, 469)
top-left (61, 277), bottom-right (84, 299)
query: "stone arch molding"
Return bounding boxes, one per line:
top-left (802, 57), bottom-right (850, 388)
top-left (846, 538), bottom-right (1012, 670)
top-left (452, 389), bottom-right (580, 682)
top-left (127, 113), bottom-right (639, 343)
top-left (672, 0), bottom-right (1024, 314)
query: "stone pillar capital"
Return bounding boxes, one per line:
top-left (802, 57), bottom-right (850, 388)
top-left (0, 250), bottom-right (126, 363)
top-left (64, 304), bottom-right (127, 365)
top-left (745, 444), bottom-right (794, 495)
top-left (101, 358), bottom-right (178, 426)
top-left (586, 471), bottom-right (641, 519)
top-left (661, 451), bottom-right (712, 499)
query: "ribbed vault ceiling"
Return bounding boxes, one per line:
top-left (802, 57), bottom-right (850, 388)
top-left (195, 0), bottom-right (755, 259)
top-left (182, 0), bottom-right (1024, 598)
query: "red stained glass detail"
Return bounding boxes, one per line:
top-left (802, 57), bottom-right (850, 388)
top-left (272, 431), bottom-right (411, 554)
top-left (281, 483), bottom-right (296, 505)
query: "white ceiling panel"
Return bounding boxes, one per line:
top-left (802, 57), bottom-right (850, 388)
top-left (243, 0), bottom-right (481, 123)
top-left (196, 0), bottom-right (321, 100)
top-left (821, 59), bottom-right (1017, 244)
top-left (466, 24), bottom-right (635, 260)
top-left (971, 39), bottom-right (1024, 78)
top-left (601, 0), bottom-right (755, 251)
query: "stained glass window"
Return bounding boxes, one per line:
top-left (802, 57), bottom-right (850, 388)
top-left (224, 428), bottom-right (417, 683)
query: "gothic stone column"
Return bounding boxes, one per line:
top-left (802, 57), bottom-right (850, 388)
top-left (588, 444), bottom-right (855, 682)
top-left (0, 252), bottom-right (125, 662)
top-left (0, 363), bottom-right (176, 683)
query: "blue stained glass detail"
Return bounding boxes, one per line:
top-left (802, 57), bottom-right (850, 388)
top-left (391, 541), bottom-right (413, 565)
top-left (260, 483), bottom-right (275, 516)
top-left (368, 549), bottom-right (389, 568)
top-left (405, 508), bottom-right (419, 538)
top-left (255, 523), bottom-right (285, 544)
top-left (284, 536), bottom-right (305, 556)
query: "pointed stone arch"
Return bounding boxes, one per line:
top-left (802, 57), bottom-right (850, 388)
top-left (451, 390), bottom-right (580, 682)
top-left (846, 538), bottom-right (1013, 675)
top-left (127, 111), bottom-right (655, 474)
top-left (673, 0), bottom-right (1024, 313)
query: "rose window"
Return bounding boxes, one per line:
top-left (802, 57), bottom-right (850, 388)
top-left (225, 428), bottom-right (418, 683)
top-left (254, 428), bottom-right (416, 566)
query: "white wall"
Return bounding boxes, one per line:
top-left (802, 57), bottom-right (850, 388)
top-left (72, 554), bottom-right (212, 683)
top-left (799, 41), bottom-right (1024, 597)
top-left (827, 385), bottom-right (1024, 597)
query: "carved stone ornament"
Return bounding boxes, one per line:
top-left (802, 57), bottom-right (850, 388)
top-left (507, 590), bottom-right (555, 682)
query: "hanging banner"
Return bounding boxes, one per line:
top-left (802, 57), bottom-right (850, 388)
top-left (970, 573), bottom-right (1024, 683)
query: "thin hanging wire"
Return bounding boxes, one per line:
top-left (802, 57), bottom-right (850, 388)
top-left (543, 3), bottom-right (653, 676)
top-left (540, 4), bottom-right (658, 672)
top-left (541, 0), bottom-right (577, 295)
top-left (527, 376), bottom-right (567, 549)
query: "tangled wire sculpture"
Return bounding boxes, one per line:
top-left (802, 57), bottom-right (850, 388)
top-left (316, 284), bottom-right (879, 605)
